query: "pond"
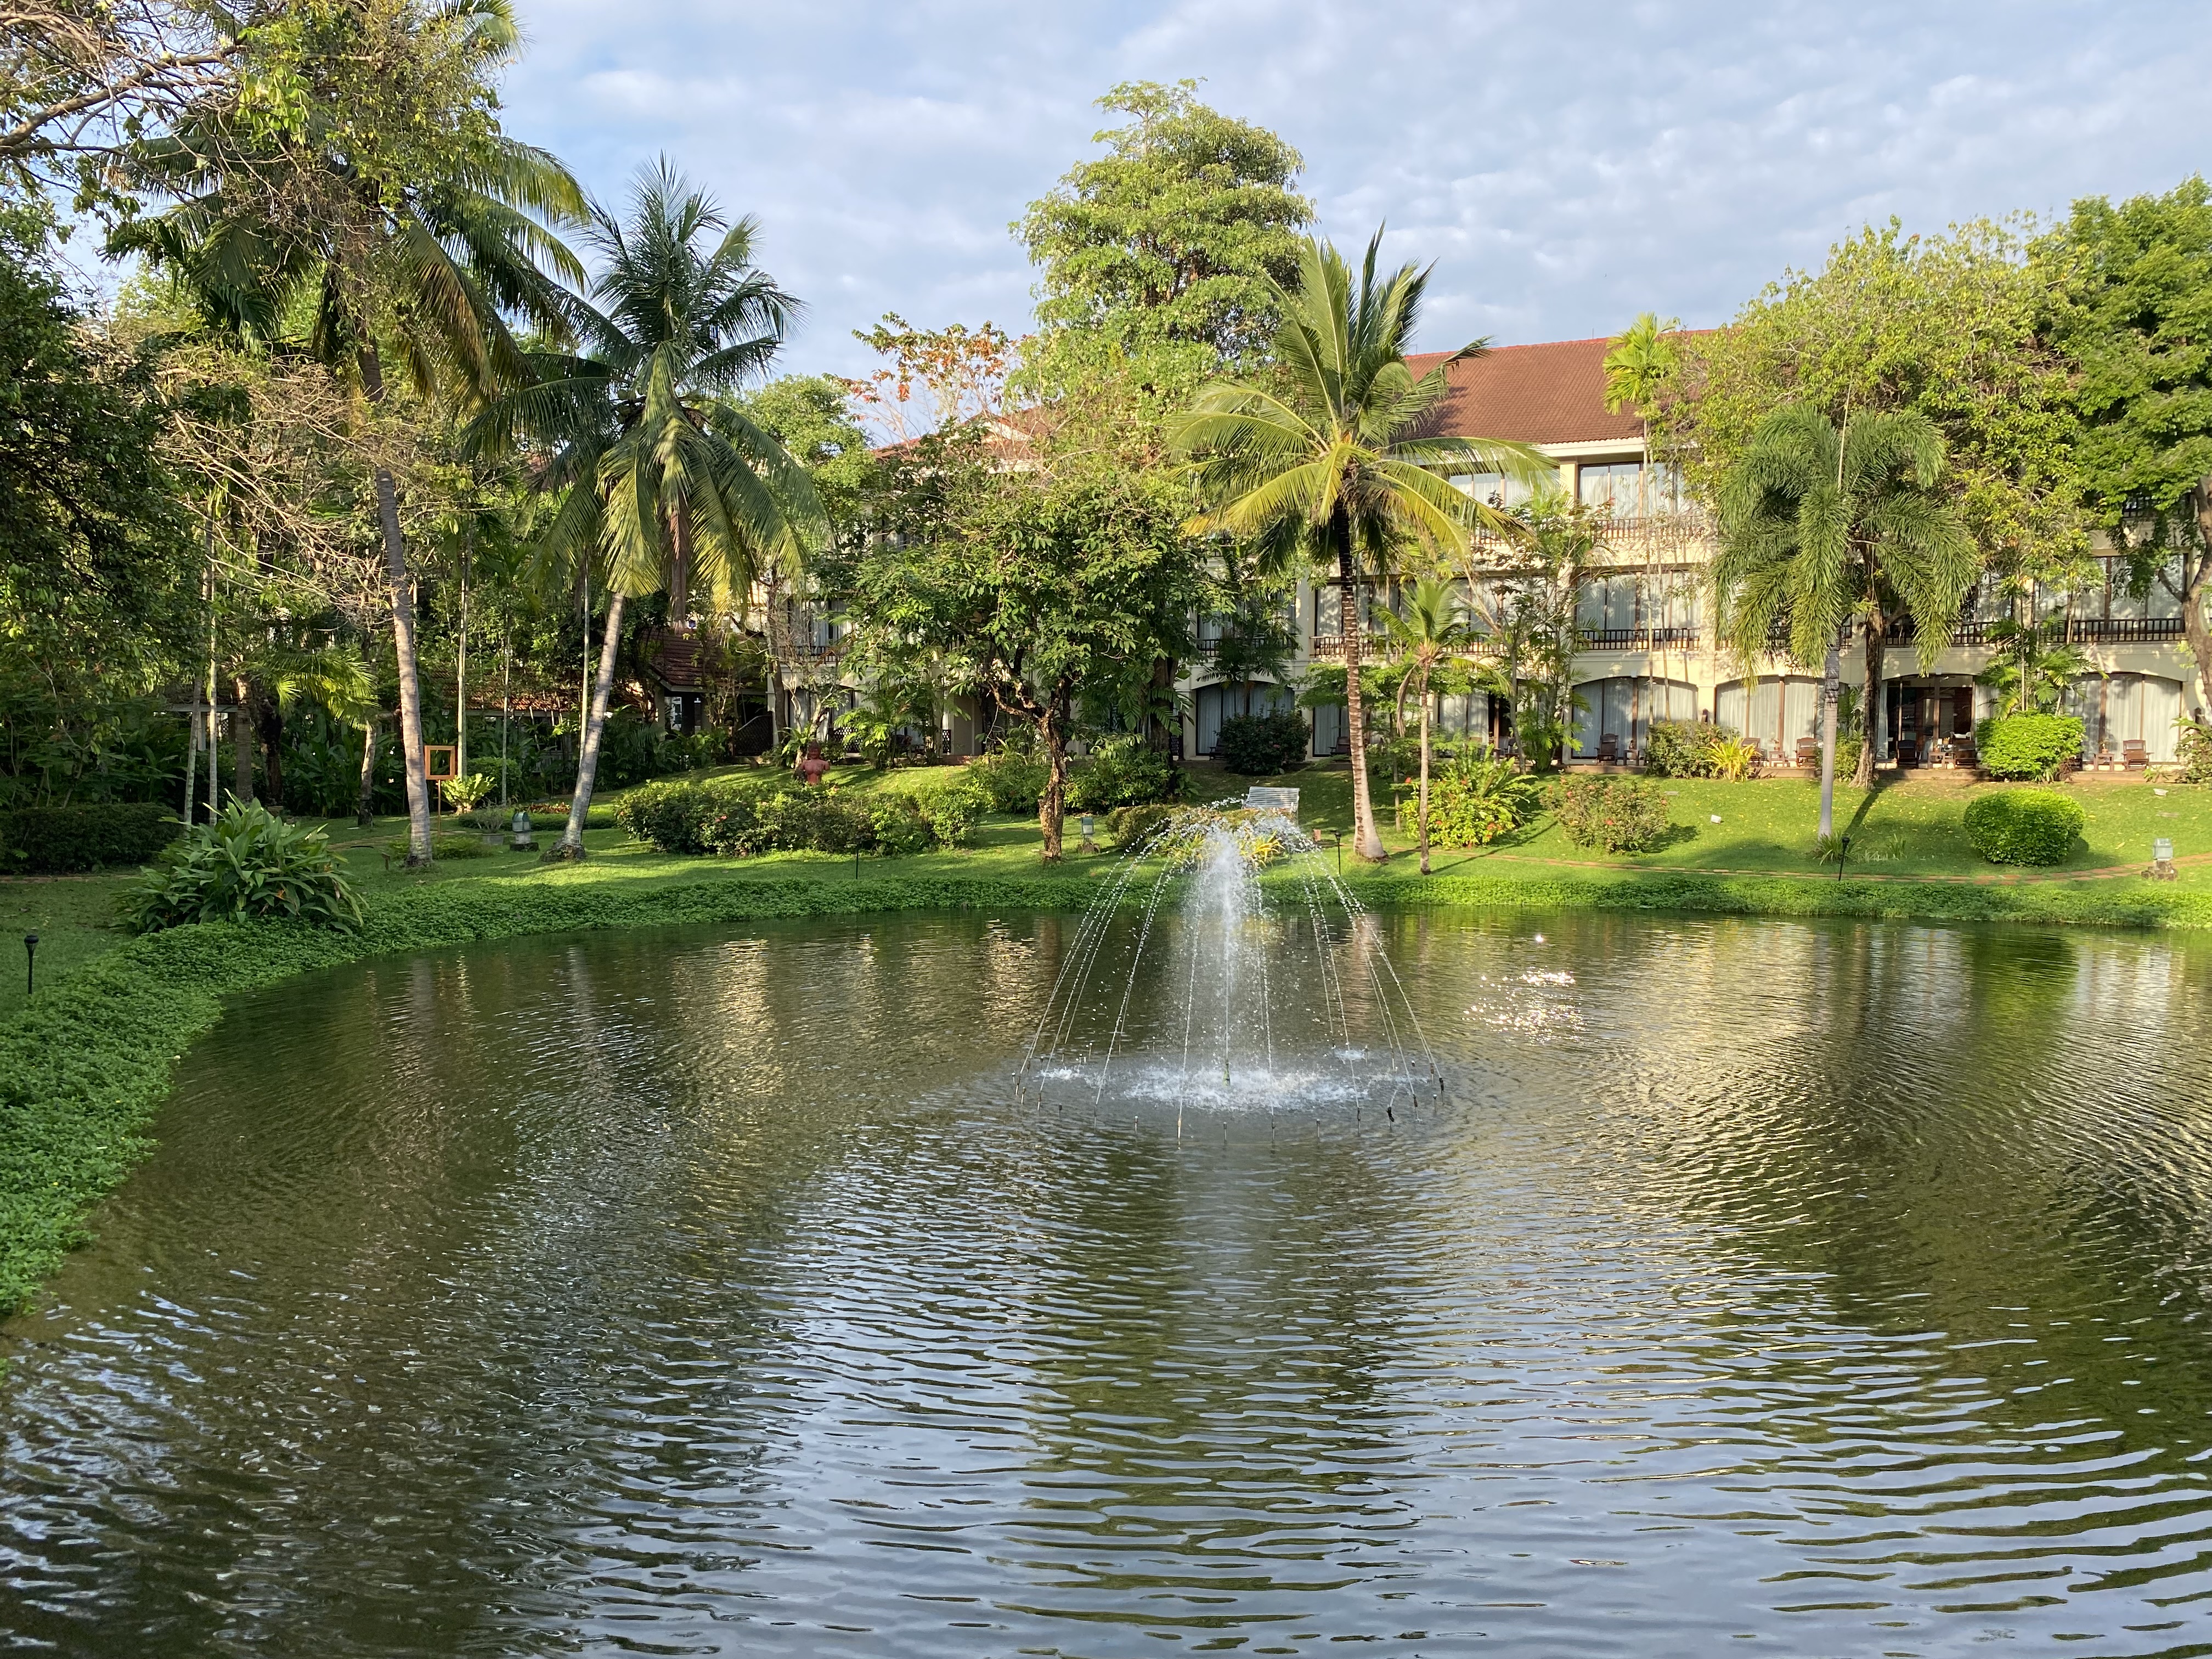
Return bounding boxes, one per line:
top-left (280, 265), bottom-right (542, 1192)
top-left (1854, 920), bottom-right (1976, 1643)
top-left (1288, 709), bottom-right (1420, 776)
top-left (6, 910), bottom-right (2212, 1657)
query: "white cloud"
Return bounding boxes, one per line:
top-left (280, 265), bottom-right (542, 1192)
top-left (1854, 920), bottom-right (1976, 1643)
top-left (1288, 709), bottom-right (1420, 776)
top-left (497, 0), bottom-right (2212, 377)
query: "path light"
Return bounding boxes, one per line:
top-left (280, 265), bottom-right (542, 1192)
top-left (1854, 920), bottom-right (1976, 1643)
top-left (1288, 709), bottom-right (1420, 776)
top-left (1079, 813), bottom-right (1097, 853)
top-left (2153, 837), bottom-right (2176, 881)
top-left (1835, 836), bottom-right (1851, 883)
top-left (22, 932), bottom-right (36, 996)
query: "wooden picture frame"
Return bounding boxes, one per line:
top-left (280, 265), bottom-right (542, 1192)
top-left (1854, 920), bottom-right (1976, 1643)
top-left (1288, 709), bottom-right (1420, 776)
top-left (425, 744), bottom-right (459, 783)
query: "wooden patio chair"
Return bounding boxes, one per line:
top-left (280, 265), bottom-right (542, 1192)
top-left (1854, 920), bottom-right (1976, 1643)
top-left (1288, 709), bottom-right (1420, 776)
top-left (1598, 732), bottom-right (1620, 765)
top-left (1794, 736), bottom-right (1820, 770)
top-left (2124, 739), bottom-right (2149, 771)
top-left (1895, 735), bottom-right (1920, 768)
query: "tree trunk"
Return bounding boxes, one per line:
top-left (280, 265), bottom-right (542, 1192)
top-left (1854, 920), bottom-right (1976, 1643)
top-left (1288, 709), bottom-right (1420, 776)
top-left (1038, 701), bottom-right (1068, 862)
top-left (358, 347), bottom-right (433, 865)
top-left (232, 675), bottom-right (255, 805)
top-left (2177, 503), bottom-right (2212, 715)
top-left (1417, 670), bottom-right (1433, 876)
top-left (1817, 636), bottom-right (1842, 843)
top-left (1856, 605), bottom-right (1886, 788)
top-left (256, 683), bottom-right (284, 811)
top-left (455, 528), bottom-right (469, 786)
top-left (557, 592), bottom-right (625, 859)
top-left (204, 588), bottom-right (220, 822)
top-left (357, 717), bottom-right (377, 826)
top-left (1338, 514), bottom-right (1385, 861)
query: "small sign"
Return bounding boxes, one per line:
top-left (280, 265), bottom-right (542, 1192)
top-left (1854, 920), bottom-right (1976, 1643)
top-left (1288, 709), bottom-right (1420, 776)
top-left (425, 744), bottom-right (458, 782)
top-left (1244, 786), bottom-right (1300, 817)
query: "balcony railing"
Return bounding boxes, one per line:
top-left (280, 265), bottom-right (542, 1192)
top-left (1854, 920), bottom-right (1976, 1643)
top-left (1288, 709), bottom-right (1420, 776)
top-left (1574, 624), bottom-right (1700, 651)
top-left (1307, 633), bottom-right (1393, 661)
top-left (2065, 616), bottom-right (2186, 643)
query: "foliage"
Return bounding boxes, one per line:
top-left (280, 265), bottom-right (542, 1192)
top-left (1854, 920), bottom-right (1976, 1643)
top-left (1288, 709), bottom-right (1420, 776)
top-left (1464, 496), bottom-right (1600, 770)
top-left (0, 802), bottom-right (179, 874)
top-left (920, 776), bottom-right (993, 850)
top-left (1398, 753), bottom-right (1543, 849)
top-left (1976, 615), bottom-right (2094, 716)
top-left (1644, 719), bottom-right (1734, 778)
top-left (1976, 713), bottom-right (2086, 781)
top-left (439, 771), bottom-right (495, 811)
top-left (1553, 775), bottom-right (1672, 853)
top-left (1107, 802), bottom-right (1176, 848)
top-left (1216, 710), bottom-right (1308, 775)
top-left (1067, 734), bottom-right (1182, 810)
top-left (1664, 219), bottom-right (2086, 579)
top-left (964, 749), bottom-right (1051, 815)
top-left (1015, 80), bottom-right (1313, 418)
top-left (1963, 788), bottom-right (2086, 866)
top-left (2177, 719), bottom-right (2212, 786)
top-left (731, 374), bottom-right (878, 539)
top-left (615, 774), bottom-right (966, 857)
top-left (122, 803), bottom-right (361, 932)
top-left (2035, 177), bottom-right (2212, 708)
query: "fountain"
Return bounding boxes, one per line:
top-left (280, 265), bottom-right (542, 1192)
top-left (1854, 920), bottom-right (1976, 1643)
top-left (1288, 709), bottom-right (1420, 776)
top-left (1016, 802), bottom-right (1442, 1118)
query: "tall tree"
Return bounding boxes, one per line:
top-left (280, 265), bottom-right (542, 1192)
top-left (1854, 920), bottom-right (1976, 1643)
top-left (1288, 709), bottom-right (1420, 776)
top-left (1016, 80), bottom-right (1312, 427)
top-left (2036, 177), bottom-right (2212, 714)
top-left (1171, 230), bottom-right (1541, 861)
top-left (1711, 404), bottom-right (1976, 838)
top-left (1379, 574), bottom-right (1472, 875)
top-left (475, 159), bottom-right (822, 859)
top-left (115, 0), bottom-right (584, 863)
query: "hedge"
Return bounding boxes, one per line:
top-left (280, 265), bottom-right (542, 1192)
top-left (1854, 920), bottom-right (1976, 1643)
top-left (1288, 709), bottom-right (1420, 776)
top-left (0, 802), bottom-right (179, 874)
top-left (1977, 713), bottom-right (2085, 781)
top-left (1963, 788), bottom-right (2086, 866)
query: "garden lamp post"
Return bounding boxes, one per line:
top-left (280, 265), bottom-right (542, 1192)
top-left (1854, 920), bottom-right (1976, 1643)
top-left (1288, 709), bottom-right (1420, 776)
top-left (2153, 837), bottom-right (2176, 881)
top-left (23, 931), bottom-right (37, 996)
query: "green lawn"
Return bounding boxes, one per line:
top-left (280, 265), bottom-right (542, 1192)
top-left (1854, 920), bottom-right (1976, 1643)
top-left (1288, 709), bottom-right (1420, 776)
top-left (4, 761), bottom-right (2209, 1019)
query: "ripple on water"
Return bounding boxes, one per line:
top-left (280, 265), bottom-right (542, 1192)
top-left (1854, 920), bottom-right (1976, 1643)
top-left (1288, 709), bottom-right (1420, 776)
top-left (4, 911), bottom-right (2212, 1657)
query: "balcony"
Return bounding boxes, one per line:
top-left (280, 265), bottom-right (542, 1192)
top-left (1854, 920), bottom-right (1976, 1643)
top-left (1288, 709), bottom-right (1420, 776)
top-left (2064, 616), bottom-right (2186, 644)
top-left (1575, 625), bottom-right (1700, 652)
top-left (1307, 633), bottom-right (1392, 662)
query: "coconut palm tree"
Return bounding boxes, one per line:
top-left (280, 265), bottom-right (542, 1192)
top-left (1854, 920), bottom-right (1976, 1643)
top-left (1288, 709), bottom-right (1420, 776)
top-left (473, 159), bottom-right (825, 858)
top-left (1170, 230), bottom-right (1543, 860)
top-left (113, 0), bottom-right (585, 864)
top-left (1977, 612), bottom-right (2095, 716)
top-left (1379, 574), bottom-right (1475, 874)
top-left (1711, 403), bottom-right (1976, 841)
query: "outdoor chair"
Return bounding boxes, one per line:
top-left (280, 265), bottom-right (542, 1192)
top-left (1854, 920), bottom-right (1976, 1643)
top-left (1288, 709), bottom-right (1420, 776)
top-left (1795, 737), bottom-right (1820, 770)
top-left (2124, 740), bottom-right (2149, 771)
top-left (1597, 733), bottom-right (1620, 765)
top-left (1895, 736), bottom-right (1920, 768)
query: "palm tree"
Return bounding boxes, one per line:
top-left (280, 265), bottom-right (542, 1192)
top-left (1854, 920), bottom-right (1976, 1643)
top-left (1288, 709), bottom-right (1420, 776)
top-left (1170, 230), bottom-right (1542, 860)
top-left (1602, 312), bottom-right (1683, 710)
top-left (114, 0), bottom-right (584, 864)
top-left (475, 160), bottom-right (825, 858)
top-left (1379, 574), bottom-right (1474, 874)
top-left (1712, 404), bottom-right (1976, 840)
top-left (1977, 612), bottom-right (2095, 716)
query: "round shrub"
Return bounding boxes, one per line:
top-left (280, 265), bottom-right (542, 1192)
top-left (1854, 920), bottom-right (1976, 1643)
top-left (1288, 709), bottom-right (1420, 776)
top-left (866, 795), bottom-right (933, 857)
top-left (1396, 753), bottom-right (1543, 848)
top-left (1107, 802), bottom-right (1176, 849)
top-left (1977, 714), bottom-right (2084, 782)
top-left (1216, 710), bottom-right (1307, 775)
top-left (966, 749), bottom-right (1048, 814)
top-left (922, 777), bottom-right (992, 849)
top-left (1554, 774), bottom-right (1672, 853)
top-left (1962, 788), bottom-right (2084, 866)
top-left (124, 803), bottom-right (362, 933)
top-left (1068, 735), bottom-right (1183, 810)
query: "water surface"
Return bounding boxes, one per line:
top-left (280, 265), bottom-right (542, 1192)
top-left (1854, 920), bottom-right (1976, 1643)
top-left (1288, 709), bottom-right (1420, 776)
top-left (7, 910), bottom-right (2212, 1657)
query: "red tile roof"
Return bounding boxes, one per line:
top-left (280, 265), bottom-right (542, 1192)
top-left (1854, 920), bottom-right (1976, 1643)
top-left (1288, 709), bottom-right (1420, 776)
top-left (1404, 337), bottom-right (1651, 447)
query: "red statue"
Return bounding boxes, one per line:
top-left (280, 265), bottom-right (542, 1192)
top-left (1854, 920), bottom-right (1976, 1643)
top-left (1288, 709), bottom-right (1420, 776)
top-left (795, 742), bottom-right (831, 786)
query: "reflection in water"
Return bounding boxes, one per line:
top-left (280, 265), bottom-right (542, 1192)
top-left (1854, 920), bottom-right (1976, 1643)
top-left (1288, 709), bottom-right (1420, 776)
top-left (5, 912), bottom-right (2212, 1656)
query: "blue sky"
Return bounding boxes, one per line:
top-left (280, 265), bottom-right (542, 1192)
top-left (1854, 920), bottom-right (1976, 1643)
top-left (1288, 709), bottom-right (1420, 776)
top-left (498, 0), bottom-right (2207, 380)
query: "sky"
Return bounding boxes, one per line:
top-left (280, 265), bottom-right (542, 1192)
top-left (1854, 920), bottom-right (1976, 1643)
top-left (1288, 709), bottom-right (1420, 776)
top-left (495, 0), bottom-right (2207, 381)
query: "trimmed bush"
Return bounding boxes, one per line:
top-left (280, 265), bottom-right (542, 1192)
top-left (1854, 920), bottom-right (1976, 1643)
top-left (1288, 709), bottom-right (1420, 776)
top-left (966, 749), bottom-right (1049, 815)
top-left (921, 777), bottom-right (992, 849)
top-left (1643, 719), bottom-right (1725, 778)
top-left (1107, 802), bottom-right (1176, 848)
top-left (123, 803), bottom-right (363, 932)
top-left (1977, 714), bottom-right (2084, 781)
top-left (1400, 754), bottom-right (1544, 849)
top-left (1963, 788), bottom-right (2085, 866)
top-left (0, 802), bottom-right (179, 874)
top-left (1554, 774), bottom-right (1671, 853)
top-left (1068, 735), bottom-right (1183, 811)
top-left (614, 778), bottom-right (717, 853)
top-left (1216, 710), bottom-right (1308, 775)
top-left (866, 795), bottom-right (934, 857)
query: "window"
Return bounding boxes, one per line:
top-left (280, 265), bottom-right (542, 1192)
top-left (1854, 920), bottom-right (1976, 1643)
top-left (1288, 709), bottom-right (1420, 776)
top-left (1455, 466), bottom-right (1556, 509)
top-left (1577, 461), bottom-right (1682, 515)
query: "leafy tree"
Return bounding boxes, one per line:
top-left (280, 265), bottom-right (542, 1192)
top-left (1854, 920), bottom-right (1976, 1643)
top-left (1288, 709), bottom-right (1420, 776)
top-left (1465, 495), bottom-right (1600, 770)
top-left (1171, 230), bottom-right (1541, 860)
top-left (115, 0), bottom-right (584, 863)
top-left (475, 159), bottom-right (823, 858)
top-left (1663, 221), bottom-right (2084, 587)
top-left (2035, 177), bottom-right (2212, 713)
top-left (1378, 575), bottom-right (1474, 874)
top-left (0, 210), bottom-right (193, 807)
top-left (1711, 404), bottom-right (1976, 837)
top-left (1016, 80), bottom-right (1312, 425)
top-left (843, 314), bottom-right (1017, 442)
top-left (732, 374), bottom-right (877, 538)
top-left (853, 438), bottom-right (1199, 860)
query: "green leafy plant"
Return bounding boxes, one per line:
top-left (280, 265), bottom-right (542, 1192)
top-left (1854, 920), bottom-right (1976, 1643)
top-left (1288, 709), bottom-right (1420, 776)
top-left (1977, 714), bottom-right (2085, 781)
top-left (1643, 719), bottom-right (1733, 778)
top-left (1400, 753), bottom-right (1543, 849)
top-left (123, 804), bottom-right (363, 933)
top-left (866, 795), bottom-right (934, 857)
top-left (438, 772), bottom-right (496, 812)
top-left (1068, 735), bottom-right (1183, 810)
top-left (1107, 802), bottom-right (1176, 848)
top-left (964, 749), bottom-right (1050, 815)
top-left (2177, 718), bottom-right (2212, 785)
top-left (1215, 710), bottom-right (1307, 775)
top-left (1554, 775), bottom-right (1672, 853)
top-left (1963, 788), bottom-right (2085, 865)
top-left (922, 777), bottom-right (994, 849)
